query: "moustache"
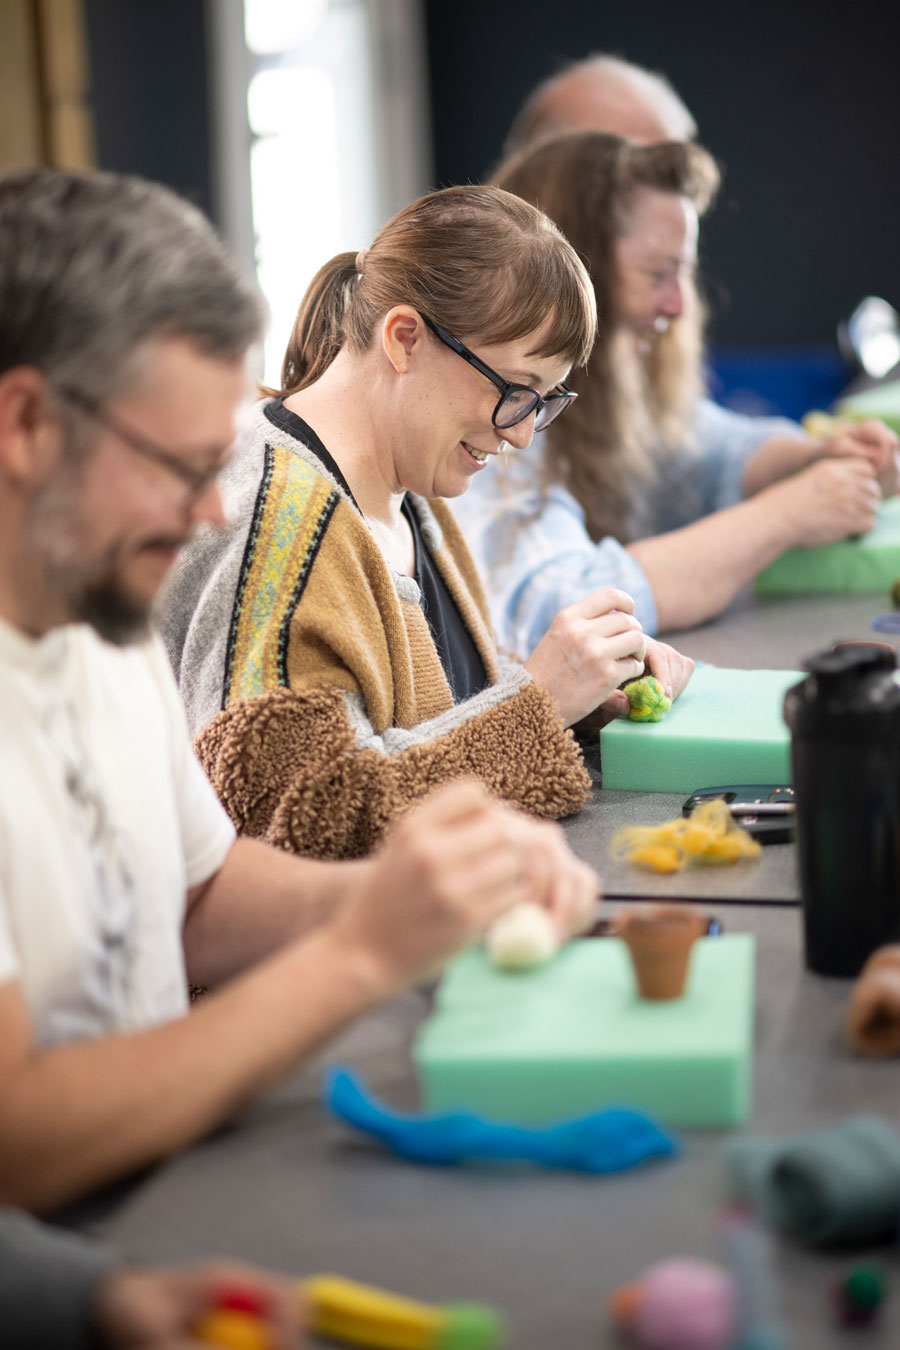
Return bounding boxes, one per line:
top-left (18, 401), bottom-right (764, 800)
top-left (137, 535), bottom-right (192, 555)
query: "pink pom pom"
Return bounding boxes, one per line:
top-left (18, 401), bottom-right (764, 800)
top-left (633, 1258), bottom-right (737, 1350)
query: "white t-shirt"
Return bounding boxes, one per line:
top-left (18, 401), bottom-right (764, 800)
top-left (0, 618), bottom-right (235, 1047)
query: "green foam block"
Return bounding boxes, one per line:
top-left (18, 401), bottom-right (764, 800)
top-left (415, 936), bottom-right (755, 1128)
top-left (599, 665), bottom-right (799, 792)
top-left (755, 496), bottom-right (900, 595)
top-left (837, 376), bottom-right (900, 437)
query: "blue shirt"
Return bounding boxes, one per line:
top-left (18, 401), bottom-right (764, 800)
top-left (451, 398), bottom-right (803, 652)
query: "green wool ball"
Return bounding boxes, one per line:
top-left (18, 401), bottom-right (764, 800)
top-left (844, 1263), bottom-right (887, 1310)
top-left (625, 675), bottom-right (672, 723)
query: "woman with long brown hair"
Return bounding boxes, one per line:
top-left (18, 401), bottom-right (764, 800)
top-left (159, 184), bottom-right (693, 859)
top-left (454, 133), bottom-right (897, 647)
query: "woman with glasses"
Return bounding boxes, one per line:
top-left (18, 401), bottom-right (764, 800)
top-left (453, 134), bottom-right (898, 649)
top-left (159, 184), bottom-right (692, 859)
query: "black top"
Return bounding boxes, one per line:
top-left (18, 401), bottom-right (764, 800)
top-left (400, 496), bottom-right (489, 703)
top-left (264, 400), bottom-right (489, 704)
top-left (264, 398), bottom-right (353, 496)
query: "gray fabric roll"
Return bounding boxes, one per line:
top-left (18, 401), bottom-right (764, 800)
top-left (724, 1114), bottom-right (900, 1246)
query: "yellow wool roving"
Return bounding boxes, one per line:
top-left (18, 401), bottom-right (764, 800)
top-left (625, 675), bottom-right (672, 722)
top-left (611, 799), bottom-right (763, 874)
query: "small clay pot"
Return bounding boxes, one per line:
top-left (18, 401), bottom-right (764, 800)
top-left (612, 905), bottom-right (707, 1000)
top-left (845, 945), bottom-right (900, 1057)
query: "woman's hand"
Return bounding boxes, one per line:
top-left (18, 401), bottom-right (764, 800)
top-left (587, 637), bottom-right (695, 721)
top-left (524, 588), bottom-right (647, 727)
top-left (643, 638), bottom-right (695, 702)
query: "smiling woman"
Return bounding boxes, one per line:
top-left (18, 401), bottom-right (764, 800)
top-left (453, 131), bottom-right (897, 644)
top-left (157, 183), bottom-right (693, 858)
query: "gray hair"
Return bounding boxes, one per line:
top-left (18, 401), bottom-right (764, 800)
top-left (504, 53), bottom-right (697, 158)
top-left (0, 168), bottom-right (264, 404)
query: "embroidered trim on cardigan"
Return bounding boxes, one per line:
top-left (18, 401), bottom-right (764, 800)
top-left (223, 444), bottom-right (338, 704)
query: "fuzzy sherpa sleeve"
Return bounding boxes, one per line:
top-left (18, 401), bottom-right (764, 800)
top-left (194, 679), bottom-right (591, 860)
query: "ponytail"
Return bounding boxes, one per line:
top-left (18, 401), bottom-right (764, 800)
top-left (263, 184), bottom-right (597, 403)
top-left (262, 251), bottom-right (358, 397)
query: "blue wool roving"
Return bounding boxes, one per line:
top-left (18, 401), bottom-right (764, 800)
top-left (325, 1067), bottom-right (678, 1174)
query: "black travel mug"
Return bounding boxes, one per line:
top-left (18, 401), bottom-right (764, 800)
top-left (783, 643), bottom-right (900, 976)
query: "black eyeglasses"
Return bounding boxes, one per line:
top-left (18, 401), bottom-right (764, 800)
top-left (422, 316), bottom-right (577, 432)
top-left (54, 385), bottom-right (226, 505)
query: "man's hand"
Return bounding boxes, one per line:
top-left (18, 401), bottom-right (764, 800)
top-left (326, 781), bottom-right (600, 992)
top-left (92, 1260), bottom-right (305, 1348)
top-left (774, 456), bottom-right (881, 549)
top-left (513, 813), bottom-right (600, 940)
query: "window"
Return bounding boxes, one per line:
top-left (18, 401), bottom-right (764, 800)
top-left (207, 0), bottom-right (432, 386)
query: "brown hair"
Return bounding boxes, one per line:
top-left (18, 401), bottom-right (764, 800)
top-left (265, 184), bottom-right (596, 398)
top-left (494, 132), bottom-right (720, 544)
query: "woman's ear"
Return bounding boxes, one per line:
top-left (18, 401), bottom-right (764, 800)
top-left (382, 306), bottom-right (427, 375)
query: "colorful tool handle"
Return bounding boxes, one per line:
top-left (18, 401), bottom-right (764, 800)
top-left (193, 1275), bottom-right (506, 1350)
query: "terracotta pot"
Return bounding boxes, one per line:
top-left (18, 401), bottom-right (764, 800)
top-left (612, 905), bottom-right (707, 1000)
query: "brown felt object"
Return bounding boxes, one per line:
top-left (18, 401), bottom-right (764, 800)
top-left (845, 945), bottom-right (900, 1057)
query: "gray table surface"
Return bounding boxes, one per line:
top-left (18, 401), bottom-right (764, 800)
top-left (69, 591), bottom-right (900, 1349)
top-left (567, 786), bottom-right (800, 903)
top-left (579, 588), bottom-right (897, 902)
top-left (663, 588), bottom-right (896, 671)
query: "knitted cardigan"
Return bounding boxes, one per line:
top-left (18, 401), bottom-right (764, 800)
top-left (158, 401), bottom-right (591, 859)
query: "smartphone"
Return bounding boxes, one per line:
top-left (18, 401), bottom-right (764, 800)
top-left (682, 784), bottom-right (795, 844)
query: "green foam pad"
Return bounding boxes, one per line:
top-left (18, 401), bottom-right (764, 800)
top-left (599, 665), bottom-right (798, 792)
top-left (837, 376), bottom-right (900, 437)
top-left (415, 936), bottom-right (755, 1128)
top-left (755, 496), bottom-right (900, 595)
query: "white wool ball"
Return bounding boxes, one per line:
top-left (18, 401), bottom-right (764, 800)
top-left (486, 902), bottom-right (559, 971)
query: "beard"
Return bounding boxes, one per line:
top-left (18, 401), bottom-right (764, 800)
top-left (67, 568), bottom-right (153, 646)
top-left (26, 466), bottom-right (185, 646)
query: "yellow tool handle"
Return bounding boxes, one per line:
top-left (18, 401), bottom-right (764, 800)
top-left (193, 1275), bottom-right (446, 1349)
top-left (304, 1274), bottom-right (443, 1348)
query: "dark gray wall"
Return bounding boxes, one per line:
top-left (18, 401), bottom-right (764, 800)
top-left (84, 0), bottom-right (213, 219)
top-left (81, 1), bottom-right (900, 350)
top-left (424, 0), bottom-right (900, 348)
